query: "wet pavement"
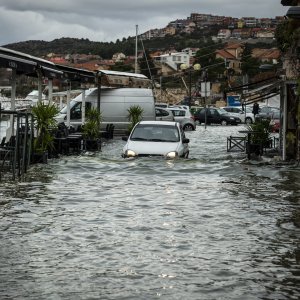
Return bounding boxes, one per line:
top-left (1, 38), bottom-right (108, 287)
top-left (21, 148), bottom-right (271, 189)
top-left (0, 124), bottom-right (299, 299)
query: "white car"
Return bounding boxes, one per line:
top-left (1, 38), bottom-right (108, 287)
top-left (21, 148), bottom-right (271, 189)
top-left (155, 107), bottom-right (175, 121)
top-left (122, 121), bottom-right (189, 159)
top-left (221, 106), bottom-right (254, 124)
top-left (167, 107), bottom-right (196, 131)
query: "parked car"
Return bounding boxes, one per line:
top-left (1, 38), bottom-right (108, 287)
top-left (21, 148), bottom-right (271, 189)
top-left (268, 111), bottom-right (281, 132)
top-left (122, 121), bottom-right (190, 158)
top-left (155, 102), bottom-right (169, 108)
top-left (255, 106), bottom-right (280, 121)
top-left (190, 106), bottom-right (203, 115)
top-left (155, 107), bottom-right (174, 121)
top-left (167, 107), bottom-right (196, 131)
top-left (221, 106), bottom-right (254, 124)
top-left (194, 107), bottom-right (242, 125)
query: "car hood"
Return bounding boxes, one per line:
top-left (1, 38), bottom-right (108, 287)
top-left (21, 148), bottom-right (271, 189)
top-left (123, 140), bottom-right (181, 156)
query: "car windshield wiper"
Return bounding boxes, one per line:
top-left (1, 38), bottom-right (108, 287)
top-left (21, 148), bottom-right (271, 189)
top-left (148, 138), bottom-right (165, 142)
top-left (131, 137), bottom-right (148, 141)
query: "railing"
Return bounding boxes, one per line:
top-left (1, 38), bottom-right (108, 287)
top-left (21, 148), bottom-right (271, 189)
top-left (0, 108), bottom-right (34, 181)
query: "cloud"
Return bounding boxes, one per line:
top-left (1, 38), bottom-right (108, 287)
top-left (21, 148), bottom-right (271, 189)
top-left (0, 0), bottom-right (287, 46)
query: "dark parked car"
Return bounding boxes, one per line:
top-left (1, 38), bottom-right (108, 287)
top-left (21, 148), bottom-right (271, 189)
top-left (255, 106), bottom-right (280, 121)
top-left (194, 107), bottom-right (242, 125)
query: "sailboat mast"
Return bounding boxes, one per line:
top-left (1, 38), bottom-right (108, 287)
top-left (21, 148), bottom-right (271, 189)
top-left (135, 25), bottom-right (138, 73)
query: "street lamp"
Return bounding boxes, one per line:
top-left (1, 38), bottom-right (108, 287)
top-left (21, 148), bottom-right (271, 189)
top-left (180, 63), bottom-right (201, 107)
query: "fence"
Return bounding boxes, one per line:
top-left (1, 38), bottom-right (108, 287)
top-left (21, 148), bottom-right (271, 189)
top-left (0, 105), bottom-right (34, 181)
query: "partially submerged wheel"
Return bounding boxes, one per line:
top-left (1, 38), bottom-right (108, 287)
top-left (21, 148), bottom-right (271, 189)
top-left (245, 117), bottom-right (252, 124)
top-left (183, 124), bottom-right (194, 131)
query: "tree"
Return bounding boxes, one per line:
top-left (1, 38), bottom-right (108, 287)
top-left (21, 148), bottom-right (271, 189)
top-left (194, 46), bottom-right (227, 82)
top-left (111, 62), bottom-right (134, 73)
top-left (240, 44), bottom-right (260, 79)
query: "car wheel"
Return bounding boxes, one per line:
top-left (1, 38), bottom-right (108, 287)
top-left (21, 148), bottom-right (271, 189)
top-left (245, 117), bottom-right (252, 124)
top-left (183, 124), bottom-right (194, 131)
top-left (221, 120), bottom-right (227, 126)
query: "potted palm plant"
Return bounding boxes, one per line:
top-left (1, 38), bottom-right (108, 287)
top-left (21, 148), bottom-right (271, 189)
top-left (31, 102), bottom-right (59, 163)
top-left (247, 118), bottom-right (272, 156)
top-left (82, 108), bottom-right (102, 151)
top-left (127, 105), bottom-right (144, 135)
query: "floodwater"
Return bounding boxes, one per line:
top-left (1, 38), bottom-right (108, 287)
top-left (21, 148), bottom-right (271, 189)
top-left (0, 125), bottom-right (299, 300)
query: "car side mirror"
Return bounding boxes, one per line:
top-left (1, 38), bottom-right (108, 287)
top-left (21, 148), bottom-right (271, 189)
top-left (183, 138), bottom-right (190, 144)
top-left (122, 136), bottom-right (128, 141)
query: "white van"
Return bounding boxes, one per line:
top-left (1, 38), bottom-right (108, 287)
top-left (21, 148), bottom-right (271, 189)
top-left (55, 87), bottom-right (156, 131)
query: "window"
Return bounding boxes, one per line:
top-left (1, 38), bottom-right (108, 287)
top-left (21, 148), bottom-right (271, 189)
top-left (171, 110), bottom-right (186, 117)
top-left (70, 102), bottom-right (92, 119)
top-left (156, 108), bottom-right (169, 117)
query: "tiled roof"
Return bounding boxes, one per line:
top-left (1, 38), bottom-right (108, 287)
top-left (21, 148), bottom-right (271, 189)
top-left (225, 43), bottom-right (244, 49)
top-left (252, 48), bottom-right (281, 59)
top-left (215, 49), bottom-right (236, 59)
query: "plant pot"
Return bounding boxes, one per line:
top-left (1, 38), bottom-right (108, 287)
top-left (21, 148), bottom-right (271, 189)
top-left (84, 138), bottom-right (101, 151)
top-left (31, 151), bottom-right (48, 164)
top-left (246, 143), bottom-right (262, 156)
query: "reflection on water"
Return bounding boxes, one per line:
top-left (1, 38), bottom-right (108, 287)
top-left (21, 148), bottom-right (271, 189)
top-left (0, 125), bottom-right (299, 300)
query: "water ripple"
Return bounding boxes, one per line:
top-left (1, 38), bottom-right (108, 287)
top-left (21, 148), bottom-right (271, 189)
top-left (0, 125), bottom-right (299, 299)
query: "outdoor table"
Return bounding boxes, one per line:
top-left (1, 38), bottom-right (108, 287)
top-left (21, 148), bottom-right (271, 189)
top-left (67, 133), bottom-right (83, 153)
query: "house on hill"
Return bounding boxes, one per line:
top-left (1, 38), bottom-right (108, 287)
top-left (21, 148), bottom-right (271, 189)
top-left (256, 28), bottom-right (276, 39)
top-left (153, 52), bottom-right (190, 76)
top-left (217, 29), bottom-right (231, 40)
top-left (251, 48), bottom-right (281, 65)
top-left (112, 52), bottom-right (126, 63)
top-left (215, 43), bottom-right (244, 74)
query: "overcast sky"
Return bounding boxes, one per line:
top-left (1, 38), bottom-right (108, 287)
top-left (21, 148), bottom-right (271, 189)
top-left (0, 0), bottom-right (288, 46)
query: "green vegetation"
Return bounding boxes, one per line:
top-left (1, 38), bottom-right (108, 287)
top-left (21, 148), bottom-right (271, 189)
top-left (240, 44), bottom-right (261, 78)
top-left (248, 119), bottom-right (271, 145)
top-left (127, 105), bottom-right (144, 133)
top-left (82, 108), bottom-right (102, 140)
top-left (275, 19), bottom-right (300, 54)
top-left (31, 102), bottom-right (59, 153)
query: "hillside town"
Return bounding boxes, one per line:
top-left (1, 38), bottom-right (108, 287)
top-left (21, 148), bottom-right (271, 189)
top-left (17, 12), bottom-right (280, 106)
top-left (42, 12), bottom-right (283, 74)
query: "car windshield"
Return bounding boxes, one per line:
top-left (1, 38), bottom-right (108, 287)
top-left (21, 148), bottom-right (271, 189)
top-left (130, 124), bottom-right (180, 142)
top-left (60, 100), bottom-right (77, 114)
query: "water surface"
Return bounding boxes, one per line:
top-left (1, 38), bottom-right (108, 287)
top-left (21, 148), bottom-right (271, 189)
top-left (0, 125), bottom-right (299, 299)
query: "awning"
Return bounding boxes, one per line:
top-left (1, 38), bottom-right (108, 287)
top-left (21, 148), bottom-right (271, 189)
top-left (56, 64), bottom-right (96, 83)
top-left (38, 65), bottom-right (64, 79)
top-left (0, 47), bottom-right (64, 78)
top-left (0, 52), bottom-right (37, 75)
top-left (99, 70), bottom-right (151, 88)
top-left (242, 82), bottom-right (282, 105)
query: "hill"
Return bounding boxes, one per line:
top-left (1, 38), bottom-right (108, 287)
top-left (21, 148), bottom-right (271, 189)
top-left (3, 25), bottom-right (277, 62)
top-left (2, 26), bottom-right (224, 59)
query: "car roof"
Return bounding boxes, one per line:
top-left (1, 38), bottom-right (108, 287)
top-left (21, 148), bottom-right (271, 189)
top-left (168, 107), bottom-right (192, 114)
top-left (138, 121), bottom-right (177, 126)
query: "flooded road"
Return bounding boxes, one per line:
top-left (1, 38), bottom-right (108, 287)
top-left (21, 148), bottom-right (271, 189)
top-left (0, 125), bottom-right (299, 300)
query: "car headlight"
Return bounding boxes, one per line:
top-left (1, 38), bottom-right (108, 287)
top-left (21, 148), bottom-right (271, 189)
top-left (230, 117), bottom-right (234, 120)
top-left (125, 149), bottom-right (137, 158)
top-left (166, 151), bottom-right (178, 159)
